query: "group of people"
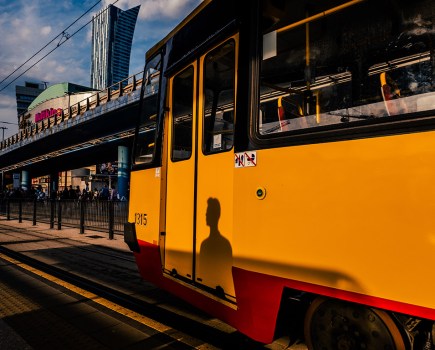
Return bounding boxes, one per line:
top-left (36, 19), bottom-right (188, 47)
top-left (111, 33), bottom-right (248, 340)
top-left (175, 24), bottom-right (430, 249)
top-left (0, 187), bottom-right (43, 199)
top-left (96, 184), bottom-right (120, 201)
top-left (59, 184), bottom-right (120, 201)
top-left (0, 184), bottom-right (123, 201)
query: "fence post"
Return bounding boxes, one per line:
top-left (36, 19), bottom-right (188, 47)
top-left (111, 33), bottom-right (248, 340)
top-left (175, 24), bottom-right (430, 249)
top-left (57, 200), bottom-right (62, 230)
top-left (50, 199), bottom-right (55, 229)
top-left (33, 198), bottom-right (37, 226)
top-left (18, 198), bottom-right (22, 223)
top-left (109, 200), bottom-right (114, 240)
top-left (6, 198), bottom-right (10, 220)
top-left (80, 200), bottom-right (85, 234)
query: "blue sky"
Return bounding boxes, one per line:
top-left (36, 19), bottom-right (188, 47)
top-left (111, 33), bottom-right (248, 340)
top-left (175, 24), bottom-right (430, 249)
top-left (0, 0), bottom-right (202, 139)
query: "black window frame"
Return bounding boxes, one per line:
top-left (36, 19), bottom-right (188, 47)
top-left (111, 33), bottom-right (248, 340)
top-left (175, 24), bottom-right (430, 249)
top-left (249, 0), bottom-right (435, 150)
top-left (202, 39), bottom-right (236, 155)
top-left (171, 65), bottom-right (195, 162)
top-left (131, 53), bottom-right (163, 170)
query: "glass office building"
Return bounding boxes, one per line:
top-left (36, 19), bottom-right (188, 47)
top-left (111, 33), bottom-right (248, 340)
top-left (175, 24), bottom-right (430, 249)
top-left (16, 82), bottom-right (45, 118)
top-left (91, 5), bottom-right (140, 90)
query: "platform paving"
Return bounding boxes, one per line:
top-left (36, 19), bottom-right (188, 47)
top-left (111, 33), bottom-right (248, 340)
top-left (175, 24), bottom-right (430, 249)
top-left (0, 216), bottom-right (247, 349)
top-left (0, 217), bottom-right (131, 349)
top-left (0, 216), bottom-right (305, 350)
top-left (0, 217), bottom-right (129, 252)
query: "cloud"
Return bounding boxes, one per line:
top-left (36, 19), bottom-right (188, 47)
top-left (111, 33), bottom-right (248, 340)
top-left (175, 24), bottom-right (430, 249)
top-left (0, 0), bottom-right (202, 140)
top-left (0, 94), bottom-right (19, 138)
top-left (0, 94), bottom-right (17, 112)
top-left (0, 1), bottom-right (91, 88)
top-left (139, 0), bottom-right (202, 20)
top-left (0, 0), bottom-right (93, 139)
top-left (40, 26), bottom-right (52, 36)
top-left (29, 54), bottom-right (90, 86)
top-left (102, 0), bottom-right (202, 20)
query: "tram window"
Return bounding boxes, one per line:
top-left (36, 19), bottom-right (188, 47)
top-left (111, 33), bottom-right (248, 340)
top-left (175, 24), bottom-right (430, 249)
top-left (203, 40), bottom-right (235, 154)
top-left (133, 54), bottom-right (161, 166)
top-left (171, 66), bottom-right (194, 161)
top-left (259, 0), bottom-right (435, 137)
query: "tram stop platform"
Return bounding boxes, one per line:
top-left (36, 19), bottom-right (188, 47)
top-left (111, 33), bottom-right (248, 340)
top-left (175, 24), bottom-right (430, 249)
top-left (0, 217), bottom-right (297, 350)
top-left (0, 217), bottom-right (253, 349)
top-left (0, 217), bottom-right (130, 253)
top-left (0, 217), bottom-right (140, 350)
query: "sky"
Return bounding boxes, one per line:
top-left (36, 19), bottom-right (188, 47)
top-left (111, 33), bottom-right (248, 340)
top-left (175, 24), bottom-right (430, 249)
top-left (0, 0), bottom-right (202, 140)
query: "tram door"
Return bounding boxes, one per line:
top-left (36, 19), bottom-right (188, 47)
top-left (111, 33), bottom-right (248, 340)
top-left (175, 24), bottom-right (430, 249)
top-left (164, 38), bottom-right (237, 299)
top-left (164, 63), bottom-right (197, 280)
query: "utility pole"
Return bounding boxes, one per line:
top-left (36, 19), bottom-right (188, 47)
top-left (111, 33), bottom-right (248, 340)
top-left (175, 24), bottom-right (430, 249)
top-left (0, 127), bottom-right (7, 141)
top-left (0, 121), bottom-right (18, 141)
top-left (0, 126), bottom-right (5, 190)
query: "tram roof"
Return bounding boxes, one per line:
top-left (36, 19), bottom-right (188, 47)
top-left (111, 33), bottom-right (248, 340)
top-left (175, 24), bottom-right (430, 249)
top-left (145, 0), bottom-right (212, 60)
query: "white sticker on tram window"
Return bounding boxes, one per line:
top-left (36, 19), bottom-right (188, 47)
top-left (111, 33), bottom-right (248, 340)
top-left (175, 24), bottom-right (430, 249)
top-left (235, 151), bottom-right (257, 168)
top-left (263, 31), bottom-right (277, 60)
top-left (213, 134), bottom-right (222, 149)
top-left (155, 167), bottom-right (161, 178)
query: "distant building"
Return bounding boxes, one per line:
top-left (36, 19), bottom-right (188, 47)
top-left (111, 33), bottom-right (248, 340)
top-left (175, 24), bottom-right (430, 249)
top-left (16, 82), bottom-right (45, 120)
top-left (90, 4), bottom-right (140, 90)
top-left (18, 82), bottom-right (96, 130)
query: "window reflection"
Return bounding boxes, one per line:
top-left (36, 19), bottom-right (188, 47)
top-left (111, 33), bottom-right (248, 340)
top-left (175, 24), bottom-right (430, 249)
top-left (203, 41), bottom-right (235, 154)
top-left (134, 54), bottom-right (161, 165)
top-left (259, 0), bottom-right (435, 135)
top-left (172, 66), bottom-right (194, 161)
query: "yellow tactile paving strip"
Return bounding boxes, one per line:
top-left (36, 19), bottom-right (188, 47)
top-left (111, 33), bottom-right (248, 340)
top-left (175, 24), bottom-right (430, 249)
top-left (0, 266), bottom-right (105, 349)
top-left (0, 253), bottom-right (216, 349)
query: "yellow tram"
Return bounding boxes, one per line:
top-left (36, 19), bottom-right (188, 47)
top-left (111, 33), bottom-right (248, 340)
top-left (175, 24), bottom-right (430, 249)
top-left (124, 0), bottom-right (435, 348)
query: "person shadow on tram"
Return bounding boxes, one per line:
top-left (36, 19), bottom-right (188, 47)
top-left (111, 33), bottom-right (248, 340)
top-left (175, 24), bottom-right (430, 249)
top-left (198, 197), bottom-right (233, 299)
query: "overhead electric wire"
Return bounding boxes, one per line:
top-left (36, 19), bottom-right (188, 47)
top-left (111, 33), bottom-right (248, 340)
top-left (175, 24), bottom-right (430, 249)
top-left (0, 0), bottom-right (119, 93)
top-left (0, 0), bottom-right (102, 89)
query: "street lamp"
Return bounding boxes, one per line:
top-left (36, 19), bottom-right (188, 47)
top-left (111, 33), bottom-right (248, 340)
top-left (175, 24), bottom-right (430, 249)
top-left (0, 120), bottom-right (19, 141)
top-left (0, 125), bottom-right (6, 189)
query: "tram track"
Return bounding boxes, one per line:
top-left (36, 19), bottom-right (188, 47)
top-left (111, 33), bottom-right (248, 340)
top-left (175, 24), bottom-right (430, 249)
top-left (0, 242), bottom-right (268, 349)
top-left (0, 221), bottom-right (303, 349)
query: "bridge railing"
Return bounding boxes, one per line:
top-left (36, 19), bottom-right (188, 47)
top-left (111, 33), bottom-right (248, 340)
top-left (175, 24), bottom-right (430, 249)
top-left (0, 198), bottom-right (128, 239)
top-left (1, 71), bottom-right (147, 152)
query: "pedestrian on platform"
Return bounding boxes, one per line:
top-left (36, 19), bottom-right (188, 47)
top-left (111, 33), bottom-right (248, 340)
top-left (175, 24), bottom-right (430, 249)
top-left (100, 184), bottom-right (109, 200)
top-left (110, 185), bottom-right (119, 201)
top-left (68, 185), bottom-right (77, 200)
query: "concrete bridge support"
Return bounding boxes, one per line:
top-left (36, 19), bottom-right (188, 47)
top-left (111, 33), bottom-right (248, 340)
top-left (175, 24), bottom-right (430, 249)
top-left (21, 171), bottom-right (30, 191)
top-left (118, 145), bottom-right (129, 200)
top-left (50, 173), bottom-right (59, 199)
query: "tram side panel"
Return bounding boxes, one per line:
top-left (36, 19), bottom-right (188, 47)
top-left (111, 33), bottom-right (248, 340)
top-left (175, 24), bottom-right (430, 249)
top-left (231, 131), bottom-right (435, 341)
top-left (128, 168), bottom-right (164, 283)
top-left (123, 0), bottom-right (435, 345)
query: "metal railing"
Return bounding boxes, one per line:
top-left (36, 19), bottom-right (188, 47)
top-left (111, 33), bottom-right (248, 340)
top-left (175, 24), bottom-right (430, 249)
top-left (0, 198), bottom-right (128, 239)
top-left (1, 71), bottom-right (145, 152)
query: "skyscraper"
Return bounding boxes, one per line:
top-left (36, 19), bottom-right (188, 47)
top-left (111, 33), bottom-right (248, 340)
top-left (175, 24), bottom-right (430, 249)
top-left (91, 5), bottom-right (140, 90)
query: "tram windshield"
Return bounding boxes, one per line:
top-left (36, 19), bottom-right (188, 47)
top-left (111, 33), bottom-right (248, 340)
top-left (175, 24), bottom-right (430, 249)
top-left (259, 0), bottom-right (435, 135)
